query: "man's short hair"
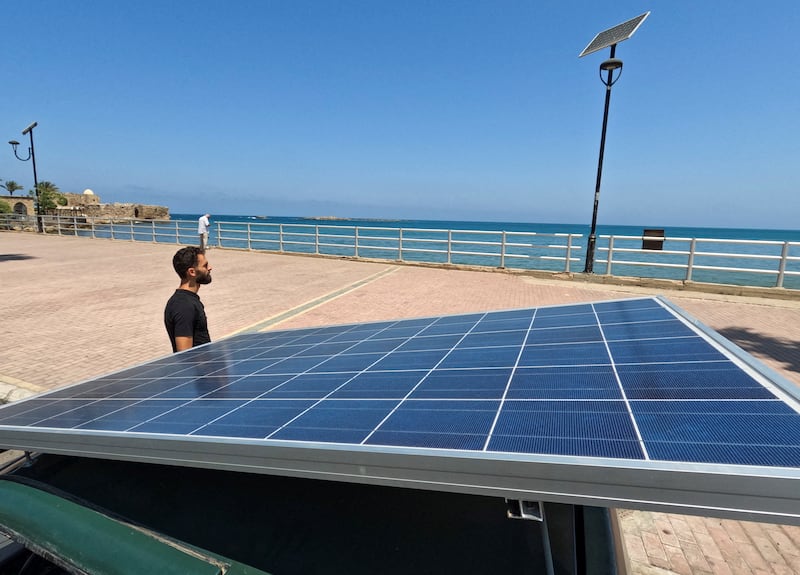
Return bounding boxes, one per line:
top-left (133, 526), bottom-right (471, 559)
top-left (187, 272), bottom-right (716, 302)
top-left (173, 246), bottom-right (204, 280)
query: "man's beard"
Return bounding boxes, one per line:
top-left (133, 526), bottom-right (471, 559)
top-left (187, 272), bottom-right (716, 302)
top-left (197, 272), bottom-right (212, 285)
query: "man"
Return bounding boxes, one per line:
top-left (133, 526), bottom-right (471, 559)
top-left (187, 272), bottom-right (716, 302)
top-left (198, 213), bottom-right (210, 251)
top-left (164, 246), bottom-right (213, 352)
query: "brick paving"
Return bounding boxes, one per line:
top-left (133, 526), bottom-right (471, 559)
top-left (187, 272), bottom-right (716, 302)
top-left (2, 232), bottom-right (800, 574)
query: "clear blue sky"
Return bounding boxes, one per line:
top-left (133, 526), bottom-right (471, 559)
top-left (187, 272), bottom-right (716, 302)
top-left (3, 1), bottom-right (798, 228)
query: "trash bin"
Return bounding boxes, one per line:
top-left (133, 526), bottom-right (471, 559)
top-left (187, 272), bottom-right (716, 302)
top-left (642, 229), bottom-right (664, 251)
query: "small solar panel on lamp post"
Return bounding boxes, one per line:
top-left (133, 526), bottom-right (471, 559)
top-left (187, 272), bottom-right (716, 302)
top-left (580, 13), bottom-right (649, 273)
top-left (8, 121), bottom-right (42, 233)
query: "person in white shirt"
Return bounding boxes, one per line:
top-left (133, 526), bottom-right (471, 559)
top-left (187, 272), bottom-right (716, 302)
top-left (197, 213), bottom-right (210, 250)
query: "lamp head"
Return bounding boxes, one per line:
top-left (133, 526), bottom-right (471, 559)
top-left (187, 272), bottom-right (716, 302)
top-left (8, 140), bottom-right (19, 152)
top-left (600, 58), bottom-right (623, 72)
top-left (21, 122), bottom-right (38, 135)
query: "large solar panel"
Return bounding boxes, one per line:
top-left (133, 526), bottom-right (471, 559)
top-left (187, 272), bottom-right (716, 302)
top-left (1, 297), bottom-right (799, 524)
top-left (579, 12), bottom-right (650, 58)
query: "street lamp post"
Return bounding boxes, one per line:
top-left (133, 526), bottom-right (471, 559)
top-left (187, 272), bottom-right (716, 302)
top-left (9, 121), bottom-right (42, 233)
top-left (584, 52), bottom-right (623, 273)
top-left (579, 13), bottom-right (649, 274)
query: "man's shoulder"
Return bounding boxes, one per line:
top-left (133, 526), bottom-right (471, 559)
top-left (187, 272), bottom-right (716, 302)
top-left (166, 289), bottom-right (200, 306)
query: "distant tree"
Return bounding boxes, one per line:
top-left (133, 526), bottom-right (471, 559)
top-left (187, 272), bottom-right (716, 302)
top-left (34, 181), bottom-right (66, 211)
top-left (0, 180), bottom-right (24, 196)
top-left (0, 199), bottom-right (11, 214)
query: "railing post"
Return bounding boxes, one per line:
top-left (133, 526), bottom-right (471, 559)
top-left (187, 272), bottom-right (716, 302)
top-left (500, 231), bottom-right (506, 268)
top-left (686, 239), bottom-right (696, 281)
top-left (447, 230), bottom-right (452, 264)
top-left (73, 214), bottom-right (78, 237)
top-left (175, 220), bottom-right (180, 244)
top-left (315, 226), bottom-right (320, 254)
top-left (279, 224), bottom-right (284, 252)
top-left (247, 223), bottom-right (253, 250)
top-left (565, 234), bottom-right (573, 272)
top-left (605, 236), bottom-right (614, 275)
top-left (91, 217), bottom-right (96, 239)
top-left (777, 241), bottom-right (789, 288)
top-left (355, 226), bottom-right (360, 258)
top-left (130, 218), bottom-right (134, 241)
top-left (398, 228), bottom-right (404, 261)
top-left (151, 220), bottom-right (156, 242)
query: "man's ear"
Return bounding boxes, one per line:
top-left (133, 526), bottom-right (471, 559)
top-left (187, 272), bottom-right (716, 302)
top-left (186, 266), bottom-right (197, 279)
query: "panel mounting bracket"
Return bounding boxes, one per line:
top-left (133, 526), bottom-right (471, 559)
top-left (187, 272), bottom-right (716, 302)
top-left (505, 499), bottom-right (543, 521)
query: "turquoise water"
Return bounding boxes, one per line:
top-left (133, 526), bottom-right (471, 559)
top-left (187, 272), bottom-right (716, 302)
top-left (88, 214), bottom-right (800, 289)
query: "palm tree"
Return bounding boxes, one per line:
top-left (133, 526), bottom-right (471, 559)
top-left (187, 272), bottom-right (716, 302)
top-left (0, 180), bottom-right (23, 196)
top-left (35, 181), bottom-right (65, 211)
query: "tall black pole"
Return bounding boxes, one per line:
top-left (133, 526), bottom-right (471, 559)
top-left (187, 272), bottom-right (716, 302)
top-left (584, 45), bottom-right (617, 274)
top-left (28, 127), bottom-right (42, 233)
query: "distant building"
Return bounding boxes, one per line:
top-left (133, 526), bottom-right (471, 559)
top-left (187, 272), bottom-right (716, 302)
top-left (0, 190), bottom-right (169, 220)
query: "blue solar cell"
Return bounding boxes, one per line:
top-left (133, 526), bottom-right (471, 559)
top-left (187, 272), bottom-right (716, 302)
top-left (594, 299), bottom-right (660, 312)
top-left (309, 352), bottom-right (386, 373)
top-left (609, 337), bottom-right (725, 363)
top-left (397, 334), bottom-right (464, 351)
top-left (646, 441), bottom-right (800, 467)
top-left (346, 338), bottom-right (407, 354)
top-left (637, 412), bottom-right (800, 445)
top-left (374, 399), bottom-right (499, 436)
top-left (520, 342), bottom-right (610, 366)
top-left (493, 401), bottom-right (638, 441)
top-left (473, 316), bottom-right (533, 332)
top-left (418, 322), bottom-right (476, 337)
top-left (619, 362), bottom-right (777, 400)
top-left (440, 346), bottom-right (520, 369)
top-left (532, 313), bottom-right (596, 329)
top-left (535, 304), bottom-right (593, 317)
top-left (596, 308), bottom-right (673, 324)
top-left (410, 368), bottom-right (512, 399)
top-left (626, 387), bottom-right (776, 400)
top-left (295, 342), bottom-right (359, 357)
top-left (370, 349), bottom-right (449, 371)
top-left (366, 430), bottom-right (488, 450)
top-left (459, 330), bottom-right (527, 348)
top-left (631, 400), bottom-right (794, 415)
top-left (507, 366), bottom-right (621, 400)
top-left (331, 371), bottom-right (428, 399)
top-left (526, 325), bottom-right (602, 345)
top-left (602, 320), bottom-right (694, 341)
top-left (489, 435), bottom-right (644, 459)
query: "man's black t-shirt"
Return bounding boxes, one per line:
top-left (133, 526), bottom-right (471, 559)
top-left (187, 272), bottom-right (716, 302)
top-left (164, 289), bottom-right (211, 352)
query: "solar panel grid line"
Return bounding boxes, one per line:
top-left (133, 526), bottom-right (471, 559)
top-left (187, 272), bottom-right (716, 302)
top-left (591, 302), bottom-right (650, 460)
top-left (481, 309), bottom-right (538, 451)
top-left (360, 311), bottom-right (489, 446)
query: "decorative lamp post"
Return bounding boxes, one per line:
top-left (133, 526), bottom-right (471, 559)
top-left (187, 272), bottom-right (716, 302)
top-left (9, 121), bottom-right (42, 233)
top-left (579, 13), bottom-right (649, 273)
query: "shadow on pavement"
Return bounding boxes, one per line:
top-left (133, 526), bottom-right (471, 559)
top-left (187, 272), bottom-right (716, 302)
top-left (719, 326), bottom-right (800, 377)
top-left (0, 254), bottom-right (36, 262)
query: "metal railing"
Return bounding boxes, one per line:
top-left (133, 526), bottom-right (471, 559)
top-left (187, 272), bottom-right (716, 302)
top-left (2, 214), bottom-right (798, 290)
top-left (597, 234), bottom-right (800, 289)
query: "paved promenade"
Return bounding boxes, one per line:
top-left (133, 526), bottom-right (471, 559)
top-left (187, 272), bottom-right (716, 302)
top-left (2, 232), bottom-right (800, 574)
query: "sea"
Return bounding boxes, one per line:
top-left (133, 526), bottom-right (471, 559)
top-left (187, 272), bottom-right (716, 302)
top-left (170, 214), bottom-right (800, 289)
